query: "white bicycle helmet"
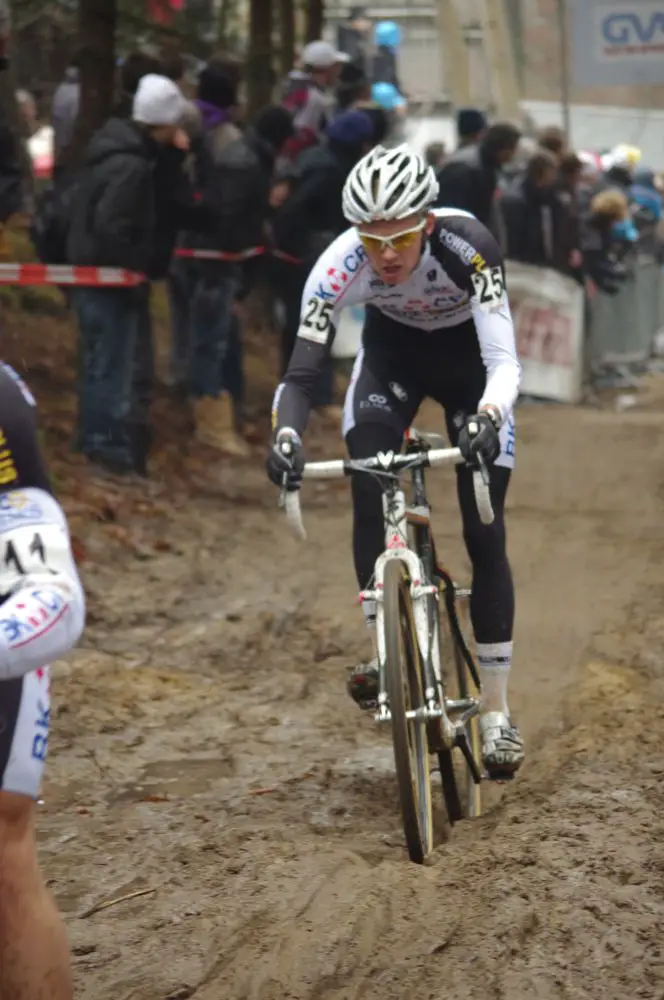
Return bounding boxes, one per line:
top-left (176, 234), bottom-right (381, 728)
top-left (342, 143), bottom-right (439, 224)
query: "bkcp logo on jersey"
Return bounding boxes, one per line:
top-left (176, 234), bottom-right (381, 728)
top-left (0, 489), bottom-right (43, 520)
top-left (326, 267), bottom-right (348, 293)
top-left (314, 247), bottom-right (366, 300)
top-left (0, 586), bottom-right (67, 649)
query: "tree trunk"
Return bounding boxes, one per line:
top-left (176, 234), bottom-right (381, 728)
top-left (217, 0), bottom-right (231, 49)
top-left (305, 0), bottom-right (324, 42)
top-left (278, 0), bottom-right (295, 77)
top-left (246, 0), bottom-right (273, 119)
top-left (0, 2), bottom-right (32, 213)
top-left (65, 0), bottom-right (117, 170)
top-left (0, 44), bottom-right (33, 212)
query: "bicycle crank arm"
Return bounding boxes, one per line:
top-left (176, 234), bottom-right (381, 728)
top-left (444, 697), bottom-right (479, 716)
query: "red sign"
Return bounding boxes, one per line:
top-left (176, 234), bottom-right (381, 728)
top-left (147, 0), bottom-right (184, 25)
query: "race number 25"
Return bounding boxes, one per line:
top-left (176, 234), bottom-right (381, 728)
top-left (471, 266), bottom-right (505, 311)
top-left (297, 297), bottom-right (334, 344)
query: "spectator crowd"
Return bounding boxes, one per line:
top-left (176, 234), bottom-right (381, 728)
top-left (1, 10), bottom-right (660, 482)
top-left (432, 112), bottom-right (660, 301)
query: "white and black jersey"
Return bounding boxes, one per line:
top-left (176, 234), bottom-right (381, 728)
top-left (272, 209), bottom-right (521, 437)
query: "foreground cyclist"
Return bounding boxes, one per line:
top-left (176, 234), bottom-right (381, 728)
top-left (0, 362), bottom-right (86, 999)
top-left (266, 144), bottom-right (524, 778)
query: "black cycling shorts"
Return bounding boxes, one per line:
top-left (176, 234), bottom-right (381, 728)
top-left (342, 308), bottom-right (515, 467)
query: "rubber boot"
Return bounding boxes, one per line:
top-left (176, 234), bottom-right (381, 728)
top-left (194, 394), bottom-right (250, 457)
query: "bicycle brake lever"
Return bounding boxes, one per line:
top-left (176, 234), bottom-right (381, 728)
top-left (278, 473), bottom-right (289, 508)
top-left (277, 438), bottom-right (293, 507)
top-left (475, 451), bottom-right (490, 486)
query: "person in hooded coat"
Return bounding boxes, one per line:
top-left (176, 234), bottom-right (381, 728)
top-left (66, 75), bottom-right (217, 477)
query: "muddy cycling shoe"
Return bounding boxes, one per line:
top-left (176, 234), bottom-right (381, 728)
top-left (480, 711), bottom-right (525, 780)
top-left (347, 658), bottom-right (379, 711)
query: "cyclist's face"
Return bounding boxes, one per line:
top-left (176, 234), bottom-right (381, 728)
top-left (357, 212), bottom-right (435, 284)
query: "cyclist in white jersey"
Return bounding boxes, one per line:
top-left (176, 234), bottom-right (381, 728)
top-left (267, 144), bottom-right (524, 778)
top-left (0, 362), bottom-right (85, 999)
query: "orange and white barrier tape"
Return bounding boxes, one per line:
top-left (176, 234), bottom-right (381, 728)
top-left (174, 247), bottom-right (264, 262)
top-left (271, 248), bottom-right (304, 265)
top-left (175, 247), bottom-right (304, 265)
top-left (0, 263), bottom-right (145, 286)
top-left (0, 248), bottom-right (304, 287)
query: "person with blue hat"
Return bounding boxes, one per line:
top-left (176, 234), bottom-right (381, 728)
top-left (371, 25), bottom-right (407, 145)
top-left (371, 81), bottom-right (406, 112)
top-left (372, 20), bottom-right (403, 94)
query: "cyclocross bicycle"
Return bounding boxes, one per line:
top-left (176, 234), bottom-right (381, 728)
top-left (280, 426), bottom-right (494, 864)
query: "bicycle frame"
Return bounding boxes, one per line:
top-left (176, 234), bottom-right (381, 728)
top-left (281, 439), bottom-right (493, 748)
top-left (359, 470), bottom-right (456, 746)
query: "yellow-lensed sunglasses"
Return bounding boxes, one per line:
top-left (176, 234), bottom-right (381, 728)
top-left (356, 219), bottom-right (426, 254)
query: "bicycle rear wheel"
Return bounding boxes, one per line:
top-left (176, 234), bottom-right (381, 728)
top-left (435, 611), bottom-right (464, 825)
top-left (446, 596), bottom-right (482, 819)
top-left (383, 558), bottom-right (434, 864)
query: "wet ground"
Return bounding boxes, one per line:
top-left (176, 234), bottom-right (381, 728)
top-left (8, 312), bottom-right (664, 999)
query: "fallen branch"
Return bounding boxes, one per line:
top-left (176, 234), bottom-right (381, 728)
top-left (79, 887), bottom-right (156, 919)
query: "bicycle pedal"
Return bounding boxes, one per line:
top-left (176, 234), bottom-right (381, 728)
top-left (484, 769), bottom-right (516, 783)
top-left (346, 665), bottom-right (379, 712)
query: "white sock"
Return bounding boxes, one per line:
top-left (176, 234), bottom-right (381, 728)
top-left (476, 641), bottom-right (512, 715)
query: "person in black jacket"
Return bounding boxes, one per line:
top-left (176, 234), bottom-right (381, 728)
top-left (274, 109), bottom-right (374, 260)
top-left (183, 89), bottom-right (294, 455)
top-left (67, 74), bottom-right (216, 477)
top-left (435, 122), bottom-right (520, 230)
top-left (336, 61), bottom-right (372, 111)
top-left (499, 149), bottom-right (577, 276)
top-left (0, 119), bottom-right (22, 224)
top-left (271, 109), bottom-right (374, 416)
top-left (456, 107), bottom-right (487, 149)
top-left (336, 6), bottom-right (371, 73)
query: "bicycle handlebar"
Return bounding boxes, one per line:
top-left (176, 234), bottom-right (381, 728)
top-left (280, 446), bottom-right (494, 540)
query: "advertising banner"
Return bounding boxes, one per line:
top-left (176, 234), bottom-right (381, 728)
top-left (506, 261), bottom-right (585, 404)
top-left (570, 1), bottom-right (664, 87)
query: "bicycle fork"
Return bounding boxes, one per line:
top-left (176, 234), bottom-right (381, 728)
top-left (359, 488), bottom-right (458, 748)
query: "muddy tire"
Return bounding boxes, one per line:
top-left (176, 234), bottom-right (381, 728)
top-left (447, 600), bottom-right (482, 819)
top-left (383, 558), bottom-right (434, 864)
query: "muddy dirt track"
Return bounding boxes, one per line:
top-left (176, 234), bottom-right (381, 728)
top-left (14, 317), bottom-right (664, 999)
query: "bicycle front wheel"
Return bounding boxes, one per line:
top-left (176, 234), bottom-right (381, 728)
top-left (383, 558), bottom-right (434, 864)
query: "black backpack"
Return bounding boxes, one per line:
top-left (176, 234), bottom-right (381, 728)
top-left (30, 172), bottom-right (79, 264)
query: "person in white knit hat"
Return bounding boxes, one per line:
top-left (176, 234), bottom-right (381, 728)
top-left (66, 73), bottom-right (217, 479)
top-left (131, 71), bottom-right (189, 147)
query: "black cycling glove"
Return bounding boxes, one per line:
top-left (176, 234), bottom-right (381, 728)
top-left (458, 412), bottom-right (501, 466)
top-left (266, 429), bottom-right (305, 491)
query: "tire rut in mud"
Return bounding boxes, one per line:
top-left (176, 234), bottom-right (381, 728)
top-left (35, 388), bottom-right (664, 999)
